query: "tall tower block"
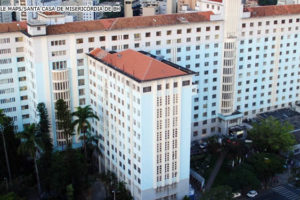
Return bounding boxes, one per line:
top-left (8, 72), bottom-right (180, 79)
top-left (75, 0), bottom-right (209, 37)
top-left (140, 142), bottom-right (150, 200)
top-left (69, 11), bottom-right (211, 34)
top-left (124, 0), bottom-right (133, 17)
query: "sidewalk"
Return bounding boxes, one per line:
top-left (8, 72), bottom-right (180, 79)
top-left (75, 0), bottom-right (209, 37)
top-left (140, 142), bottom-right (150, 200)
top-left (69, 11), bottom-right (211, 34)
top-left (205, 151), bottom-right (227, 191)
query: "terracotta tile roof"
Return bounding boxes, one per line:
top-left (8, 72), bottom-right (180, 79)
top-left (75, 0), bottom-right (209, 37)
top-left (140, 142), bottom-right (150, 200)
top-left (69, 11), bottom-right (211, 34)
top-left (209, 0), bottom-right (223, 3)
top-left (0, 21), bottom-right (27, 34)
top-left (89, 48), bottom-right (188, 81)
top-left (41, 12), bottom-right (62, 16)
top-left (46, 11), bottom-right (213, 35)
top-left (247, 4), bottom-right (300, 17)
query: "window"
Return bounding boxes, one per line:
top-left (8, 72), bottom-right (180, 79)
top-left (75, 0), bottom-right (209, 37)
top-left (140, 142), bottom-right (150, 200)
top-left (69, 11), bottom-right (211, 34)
top-left (17, 57), bottom-right (24, 62)
top-left (78, 69), bottom-right (84, 76)
top-left (143, 86), bottom-right (151, 93)
top-left (18, 67), bottom-right (25, 72)
top-left (78, 79), bottom-right (85, 86)
top-left (112, 36), bottom-right (117, 41)
top-left (134, 33), bottom-right (141, 40)
top-left (79, 89), bottom-right (85, 96)
top-left (77, 59), bottom-right (84, 66)
top-left (99, 36), bottom-right (105, 41)
top-left (88, 37), bottom-right (94, 42)
top-left (182, 80), bottom-right (190, 86)
top-left (76, 38), bottom-right (83, 44)
top-left (123, 34), bottom-right (129, 39)
top-left (76, 49), bottom-right (83, 54)
top-left (52, 61), bottom-right (67, 70)
top-left (15, 37), bottom-right (23, 42)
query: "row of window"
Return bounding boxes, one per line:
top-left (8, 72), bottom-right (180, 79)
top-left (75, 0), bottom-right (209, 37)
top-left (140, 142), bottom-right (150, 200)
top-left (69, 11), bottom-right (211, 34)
top-left (242, 18), bottom-right (300, 28)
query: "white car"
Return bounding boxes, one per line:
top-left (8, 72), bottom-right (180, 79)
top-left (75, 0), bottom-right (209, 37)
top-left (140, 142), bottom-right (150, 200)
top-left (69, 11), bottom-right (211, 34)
top-left (199, 142), bottom-right (208, 149)
top-left (247, 190), bottom-right (258, 198)
top-left (232, 192), bottom-right (241, 198)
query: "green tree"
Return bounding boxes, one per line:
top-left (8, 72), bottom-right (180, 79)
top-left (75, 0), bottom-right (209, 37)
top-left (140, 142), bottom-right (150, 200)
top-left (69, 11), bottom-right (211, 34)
top-left (248, 117), bottom-right (295, 153)
top-left (0, 110), bottom-right (12, 185)
top-left (182, 195), bottom-right (190, 200)
top-left (225, 164), bottom-right (261, 192)
top-left (48, 149), bottom-right (87, 199)
top-left (55, 99), bottom-right (74, 148)
top-left (17, 124), bottom-right (43, 196)
top-left (72, 105), bottom-right (99, 158)
top-left (247, 153), bottom-right (284, 187)
top-left (37, 102), bottom-right (53, 193)
top-left (37, 102), bottom-right (52, 153)
top-left (258, 0), bottom-right (278, 6)
top-left (202, 185), bottom-right (232, 200)
top-left (0, 192), bottom-right (24, 200)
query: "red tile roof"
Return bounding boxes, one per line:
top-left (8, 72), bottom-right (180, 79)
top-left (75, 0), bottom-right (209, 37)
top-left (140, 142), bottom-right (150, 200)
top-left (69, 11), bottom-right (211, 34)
top-left (89, 48), bottom-right (188, 81)
top-left (209, 0), bottom-right (223, 3)
top-left (46, 11), bottom-right (213, 35)
top-left (246, 4), bottom-right (300, 17)
top-left (41, 12), bottom-right (62, 16)
top-left (0, 21), bottom-right (27, 34)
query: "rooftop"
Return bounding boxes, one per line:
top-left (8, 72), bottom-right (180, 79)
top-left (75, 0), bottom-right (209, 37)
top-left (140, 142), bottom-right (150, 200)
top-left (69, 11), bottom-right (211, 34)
top-left (256, 108), bottom-right (300, 130)
top-left (246, 4), bottom-right (300, 17)
top-left (0, 21), bottom-right (27, 34)
top-left (1, 4), bottom-right (300, 35)
top-left (89, 48), bottom-right (193, 82)
top-left (41, 12), bottom-right (63, 16)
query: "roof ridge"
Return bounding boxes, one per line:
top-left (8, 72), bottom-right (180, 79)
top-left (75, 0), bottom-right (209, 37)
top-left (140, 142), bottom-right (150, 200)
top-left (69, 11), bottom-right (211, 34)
top-left (142, 57), bottom-right (154, 80)
top-left (108, 18), bottom-right (119, 31)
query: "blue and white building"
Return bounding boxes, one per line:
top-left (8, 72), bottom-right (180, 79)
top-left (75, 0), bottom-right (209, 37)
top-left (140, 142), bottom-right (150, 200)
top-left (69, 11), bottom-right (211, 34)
top-left (87, 48), bottom-right (195, 200)
top-left (0, 0), bottom-right (300, 168)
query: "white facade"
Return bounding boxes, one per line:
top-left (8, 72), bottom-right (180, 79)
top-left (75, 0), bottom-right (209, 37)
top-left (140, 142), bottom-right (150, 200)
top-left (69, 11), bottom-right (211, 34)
top-left (0, 2), bottom-right (300, 146)
top-left (278, 0), bottom-right (300, 5)
top-left (87, 49), bottom-right (194, 200)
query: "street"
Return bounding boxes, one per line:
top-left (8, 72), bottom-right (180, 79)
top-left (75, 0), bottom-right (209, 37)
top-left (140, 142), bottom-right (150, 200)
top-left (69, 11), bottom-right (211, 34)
top-left (240, 184), bottom-right (300, 200)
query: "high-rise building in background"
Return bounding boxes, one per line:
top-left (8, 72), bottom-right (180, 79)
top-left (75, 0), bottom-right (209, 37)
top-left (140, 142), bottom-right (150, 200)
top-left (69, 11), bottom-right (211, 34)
top-left (87, 48), bottom-right (195, 200)
top-left (0, 0), bottom-right (13, 22)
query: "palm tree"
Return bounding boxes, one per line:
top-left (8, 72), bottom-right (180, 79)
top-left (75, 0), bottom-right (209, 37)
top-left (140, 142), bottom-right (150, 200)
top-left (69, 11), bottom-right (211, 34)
top-left (0, 109), bottom-right (12, 185)
top-left (72, 105), bottom-right (99, 158)
top-left (17, 123), bottom-right (43, 196)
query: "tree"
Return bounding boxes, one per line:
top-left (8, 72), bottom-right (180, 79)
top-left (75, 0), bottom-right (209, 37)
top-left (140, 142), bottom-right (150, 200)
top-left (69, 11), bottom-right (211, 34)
top-left (248, 117), bottom-right (296, 153)
top-left (201, 185), bottom-right (232, 200)
top-left (0, 192), bottom-right (24, 200)
top-left (37, 102), bottom-right (53, 193)
top-left (225, 164), bottom-right (261, 192)
top-left (55, 99), bottom-right (74, 148)
top-left (72, 105), bottom-right (99, 158)
top-left (17, 124), bottom-right (43, 196)
top-left (258, 0), bottom-right (278, 6)
top-left (182, 196), bottom-right (190, 200)
top-left (37, 102), bottom-right (52, 153)
top-left (0, 109), bottom-right (12, 185)
top-left (247, 153), bottom-right (284, 187)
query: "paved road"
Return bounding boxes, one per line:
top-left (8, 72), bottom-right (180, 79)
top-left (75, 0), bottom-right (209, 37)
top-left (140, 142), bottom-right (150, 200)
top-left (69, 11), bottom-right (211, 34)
top-left (247, 184), bottom-right (300, 200)
top-left (205, 151), bottom-right (227, 191)
top-left (91, 180), bottom-right (106, 200)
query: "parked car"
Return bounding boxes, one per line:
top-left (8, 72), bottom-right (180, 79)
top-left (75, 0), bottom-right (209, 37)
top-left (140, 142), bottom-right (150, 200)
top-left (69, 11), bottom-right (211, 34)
top-left (199, 142), bottom-right (207, 149)
top-left (247, 190), bottom-right (258, 198)
top-left (232, 192), bottom-right (241, 198)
